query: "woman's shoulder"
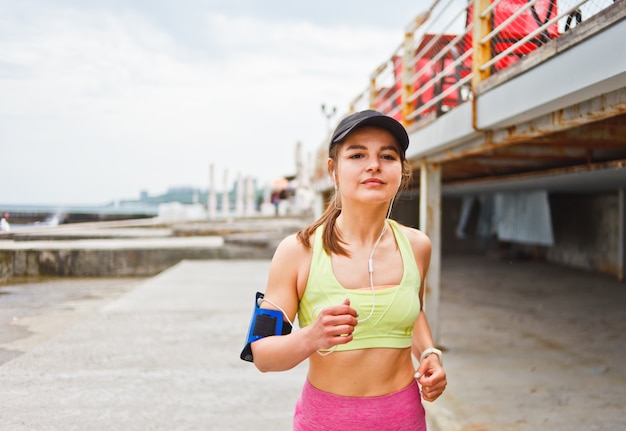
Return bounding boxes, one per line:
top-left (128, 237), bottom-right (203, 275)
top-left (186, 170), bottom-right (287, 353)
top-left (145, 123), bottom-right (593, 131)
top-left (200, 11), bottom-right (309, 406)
top-left (268, 232), bottom-right (315, 296)
top-left (273, 232), bottom-right (314, 263)
top-left (392, 221), bottom-right (432, 254)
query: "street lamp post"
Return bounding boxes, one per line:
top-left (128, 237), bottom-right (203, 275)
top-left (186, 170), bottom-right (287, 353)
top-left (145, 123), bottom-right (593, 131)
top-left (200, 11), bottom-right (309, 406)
top-left (321, 104), bottom-right (337, 134)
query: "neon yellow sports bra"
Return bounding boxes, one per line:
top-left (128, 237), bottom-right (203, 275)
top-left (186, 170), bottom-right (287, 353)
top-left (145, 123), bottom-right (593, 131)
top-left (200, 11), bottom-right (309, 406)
top-left (297, 219), bottom-right (421, 351)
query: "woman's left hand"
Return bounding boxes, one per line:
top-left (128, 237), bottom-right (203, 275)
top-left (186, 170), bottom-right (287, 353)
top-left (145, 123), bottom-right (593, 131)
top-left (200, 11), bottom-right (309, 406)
top-left (415, 356), bottom-right (447, 402)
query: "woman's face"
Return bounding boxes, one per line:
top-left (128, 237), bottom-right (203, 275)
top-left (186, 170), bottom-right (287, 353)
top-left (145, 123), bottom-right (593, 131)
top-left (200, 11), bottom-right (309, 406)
top-left (332, 126), bottom-right (403, 205)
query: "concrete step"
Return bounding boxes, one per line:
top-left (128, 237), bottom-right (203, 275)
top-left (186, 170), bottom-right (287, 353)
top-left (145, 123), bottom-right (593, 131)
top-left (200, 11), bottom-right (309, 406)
top-left (0, 217), bottom-right (308, 281)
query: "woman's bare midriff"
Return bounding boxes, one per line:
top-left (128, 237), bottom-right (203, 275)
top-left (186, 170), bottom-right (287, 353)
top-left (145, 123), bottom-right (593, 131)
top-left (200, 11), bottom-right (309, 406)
top-left (307, 347), bottom-right (415, 397)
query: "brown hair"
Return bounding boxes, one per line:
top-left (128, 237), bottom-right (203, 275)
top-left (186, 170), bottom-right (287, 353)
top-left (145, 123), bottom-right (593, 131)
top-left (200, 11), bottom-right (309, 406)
top-left (296, 137), bottom-right (412, 257)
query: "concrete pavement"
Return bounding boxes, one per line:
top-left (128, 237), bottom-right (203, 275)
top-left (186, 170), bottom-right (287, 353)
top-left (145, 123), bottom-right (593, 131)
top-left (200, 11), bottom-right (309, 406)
top-left (428, 255), bottom-right (626, 431)
top-left (0, 260), bottom-right (306, 430)
top-left (0, 256), bottom-right (625, 430)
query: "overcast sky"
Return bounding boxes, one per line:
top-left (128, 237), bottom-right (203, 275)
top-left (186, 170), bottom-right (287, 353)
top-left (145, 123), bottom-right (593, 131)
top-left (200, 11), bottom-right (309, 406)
top-left (1, 0), bottom-right (428, 205)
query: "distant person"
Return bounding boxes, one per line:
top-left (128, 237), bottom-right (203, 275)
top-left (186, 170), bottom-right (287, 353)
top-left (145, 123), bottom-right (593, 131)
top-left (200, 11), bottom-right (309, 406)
top-left (271, 190), bottom-right (280, 216)
top-left (241, 110), bottom-right (446, 430)
top-left (0, 212), bottom-right (10, 232)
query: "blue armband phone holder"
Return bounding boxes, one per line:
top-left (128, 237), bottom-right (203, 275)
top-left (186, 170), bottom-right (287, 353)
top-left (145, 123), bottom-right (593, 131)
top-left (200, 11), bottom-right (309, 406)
top-left (240, 292), bottom-right (292, 363)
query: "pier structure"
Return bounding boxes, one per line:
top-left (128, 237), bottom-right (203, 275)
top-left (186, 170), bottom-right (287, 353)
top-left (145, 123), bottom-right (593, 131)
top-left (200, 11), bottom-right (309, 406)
top-left (312, 0), bottom-right (626, 340)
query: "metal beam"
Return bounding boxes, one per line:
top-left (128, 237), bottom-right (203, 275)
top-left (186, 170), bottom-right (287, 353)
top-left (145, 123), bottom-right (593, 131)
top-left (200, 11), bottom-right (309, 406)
top-left (422, 87), bottom-right (626, 165)
top-left (442, 159), bottom-right (626, 195)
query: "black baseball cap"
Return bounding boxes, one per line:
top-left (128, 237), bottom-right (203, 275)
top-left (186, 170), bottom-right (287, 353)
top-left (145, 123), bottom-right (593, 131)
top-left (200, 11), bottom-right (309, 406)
top-left (330, 110), bottom-right (410, 153)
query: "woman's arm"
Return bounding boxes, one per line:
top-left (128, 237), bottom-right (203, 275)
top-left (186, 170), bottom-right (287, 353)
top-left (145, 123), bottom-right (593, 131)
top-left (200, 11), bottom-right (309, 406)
top-left (251, 234), bottom-right (358, 372)
top-left (412, 312), bottom-right (446, 401)
top-left (406, 227), bottom-right (447, 401)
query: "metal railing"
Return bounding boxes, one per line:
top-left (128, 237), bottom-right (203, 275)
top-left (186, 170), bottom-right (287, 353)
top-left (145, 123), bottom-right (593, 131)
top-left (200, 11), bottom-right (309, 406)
top-left (348, 0), bottom-right (617, 128)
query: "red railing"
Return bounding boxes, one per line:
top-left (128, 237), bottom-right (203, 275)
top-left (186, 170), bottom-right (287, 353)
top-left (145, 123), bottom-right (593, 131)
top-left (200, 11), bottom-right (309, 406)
top-left (350, 0), bottom-right (612, 127)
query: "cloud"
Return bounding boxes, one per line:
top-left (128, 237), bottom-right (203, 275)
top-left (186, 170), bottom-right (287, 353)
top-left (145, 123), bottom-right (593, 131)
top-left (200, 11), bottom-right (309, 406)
top-left (0, 2), bottom-right (410, 204)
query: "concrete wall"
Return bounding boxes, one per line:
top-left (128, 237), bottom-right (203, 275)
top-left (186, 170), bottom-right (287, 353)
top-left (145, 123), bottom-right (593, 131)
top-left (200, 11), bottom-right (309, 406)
top-left (393, 191), bottom-right (622, 279)
top-left (547, 193), bottom-right (619, 276)
top-left (391, 190), bottom-right (420, 229)
top-left (391, 193), bottom-right (485, 254)
top-left (0, 245), bottom-right (277, 282)
top-left (0, 248), bottom-right (223, 280)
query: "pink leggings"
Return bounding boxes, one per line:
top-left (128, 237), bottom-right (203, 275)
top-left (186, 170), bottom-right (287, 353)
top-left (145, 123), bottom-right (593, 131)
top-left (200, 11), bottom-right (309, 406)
top-left (293, 380), bottom-right (426, 431)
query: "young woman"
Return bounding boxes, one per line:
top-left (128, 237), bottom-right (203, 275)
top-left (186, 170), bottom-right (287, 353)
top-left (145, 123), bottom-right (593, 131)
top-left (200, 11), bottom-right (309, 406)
top-left (249, 110), bottom-right (447, 430)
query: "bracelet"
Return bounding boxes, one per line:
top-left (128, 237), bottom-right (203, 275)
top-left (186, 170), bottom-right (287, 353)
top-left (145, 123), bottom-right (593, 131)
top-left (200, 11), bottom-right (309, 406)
top-left (419, 347), bottom-right (443, 364)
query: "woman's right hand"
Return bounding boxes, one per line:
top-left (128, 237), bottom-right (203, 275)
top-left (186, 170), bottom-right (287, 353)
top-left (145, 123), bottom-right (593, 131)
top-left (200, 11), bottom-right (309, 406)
top-left (310, 298), bottom-right (359, 351)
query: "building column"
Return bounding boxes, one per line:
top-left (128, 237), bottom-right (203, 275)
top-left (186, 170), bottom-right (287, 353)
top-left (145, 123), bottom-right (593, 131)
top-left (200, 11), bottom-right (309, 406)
top-left (419, 161), bottom-right (442, 344)
top-left (618, 189), bottom-right (625, 281)
top-left (208, 164), bottom-right (217, 219)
